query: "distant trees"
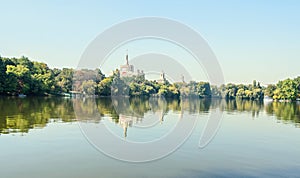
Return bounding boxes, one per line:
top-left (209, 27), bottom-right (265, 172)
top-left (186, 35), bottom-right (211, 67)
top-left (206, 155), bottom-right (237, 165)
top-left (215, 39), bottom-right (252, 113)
top-left (0, 56), bottom-right (299, 101)
top-left (261, 77), bottom-right (299, 101)
top-left (216, 81), bottom-right (264, 100)
top-left (54, 68), bottom-right (74, 93)
top-left (157, 84), bottom-right (180, 98)
top-left (272, 79), bottom-right (298, 101)
top-left (129, 80), bottom-right (156, 97)
top-left (0, 58), bottom-right (6, 93)
top-left (264, 84), bottom-right (276, 98)
top-left (96, 77), bottom-right (113, 96)
top-left (6, 64), bottom-right (31, 94)
top-left (0, 56), bottom-right (69, 95)
top-left (176, 81), bottom-right (211, 98)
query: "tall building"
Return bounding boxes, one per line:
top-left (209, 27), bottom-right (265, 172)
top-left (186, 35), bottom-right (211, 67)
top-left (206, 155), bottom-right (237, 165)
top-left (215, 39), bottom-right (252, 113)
top-left (119, 52), bottom-right (145, 78)
top-left (157, 71), bottom-right (166, 83)
top-left (120, 53), bottom-right (134, 77)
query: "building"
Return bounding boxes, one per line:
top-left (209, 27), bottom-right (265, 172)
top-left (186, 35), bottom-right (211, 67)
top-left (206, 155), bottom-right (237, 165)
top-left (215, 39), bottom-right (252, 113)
top-left (136, 69), bottom-right (145, 77)
top-left (119, 52), bottom-right (145, 78)
top-left (157, 71), bottom-right (166, 83)
top-left (120, 53), bottom-right (134, 77)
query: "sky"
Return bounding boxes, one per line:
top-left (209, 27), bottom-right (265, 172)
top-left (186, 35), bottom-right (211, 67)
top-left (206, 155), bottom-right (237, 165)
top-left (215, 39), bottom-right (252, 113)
top-left (0, 0), bottom-right (299, 85)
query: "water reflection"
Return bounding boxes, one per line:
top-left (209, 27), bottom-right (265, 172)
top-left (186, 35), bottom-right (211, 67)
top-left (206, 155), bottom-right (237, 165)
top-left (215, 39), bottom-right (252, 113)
top-left (265, 101), bottom-right (300, 125)
top-left (0, 97), bottom-right (75, 134)
top-left (0, 97), bottom-right (299, 135)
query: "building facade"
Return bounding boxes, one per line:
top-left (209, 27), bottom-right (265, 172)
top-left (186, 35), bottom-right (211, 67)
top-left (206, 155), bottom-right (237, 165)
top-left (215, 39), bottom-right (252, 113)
top-left (120, 53), bottom-right (145, 78)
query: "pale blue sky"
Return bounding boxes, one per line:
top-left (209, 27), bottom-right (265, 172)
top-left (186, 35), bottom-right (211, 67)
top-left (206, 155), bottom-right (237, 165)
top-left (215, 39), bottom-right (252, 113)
top-left (0, 0), bottom-right (299, 84)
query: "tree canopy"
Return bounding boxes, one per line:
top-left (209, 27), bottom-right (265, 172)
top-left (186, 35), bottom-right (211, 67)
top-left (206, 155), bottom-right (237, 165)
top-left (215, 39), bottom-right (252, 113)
top-left (0, 56), bottom-right (299, 101)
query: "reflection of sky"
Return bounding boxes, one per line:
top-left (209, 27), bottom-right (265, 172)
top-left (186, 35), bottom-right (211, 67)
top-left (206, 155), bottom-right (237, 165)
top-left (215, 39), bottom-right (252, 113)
top-left (1, 1), bottom-right (300, 84)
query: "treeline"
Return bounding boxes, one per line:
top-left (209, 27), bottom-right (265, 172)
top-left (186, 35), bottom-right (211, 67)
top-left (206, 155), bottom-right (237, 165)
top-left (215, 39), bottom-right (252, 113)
top-left (0, 56), bottom-right (74, 95)
top-left (0, 56), bottom-right (299, 101)
top-left (264, 78), bottom-right (300, 101)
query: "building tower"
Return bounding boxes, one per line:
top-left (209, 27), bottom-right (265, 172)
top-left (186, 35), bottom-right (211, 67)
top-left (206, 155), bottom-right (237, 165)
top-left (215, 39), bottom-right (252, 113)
top-left (120, 51), bottom-right (134, 77)
top-left (158, 71), bottom-right (166, 83)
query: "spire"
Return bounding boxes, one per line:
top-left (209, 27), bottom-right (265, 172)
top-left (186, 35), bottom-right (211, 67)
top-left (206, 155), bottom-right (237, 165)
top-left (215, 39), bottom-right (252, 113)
top-left (160, 70), bottom-right (165, 80)
top-left (126, 50), bottom-right (129, 65)
top-left (181, 74), bottom-right (185, 83)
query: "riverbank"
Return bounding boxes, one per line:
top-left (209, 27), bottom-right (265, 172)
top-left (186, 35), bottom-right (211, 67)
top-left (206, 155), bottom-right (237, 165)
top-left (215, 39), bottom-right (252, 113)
top-left (1, 56), bottom-right (299, 101)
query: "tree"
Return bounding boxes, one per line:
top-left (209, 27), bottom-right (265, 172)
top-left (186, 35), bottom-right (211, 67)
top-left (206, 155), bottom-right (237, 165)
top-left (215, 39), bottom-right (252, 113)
top-left (187, 81), bottom-right (197, 97)
top-left (0, 57), bottom-right (6, 93)
top-left (158, 85), bottom-right (169, 97)
top-left (97, 77), bottom-right (113, 96)
top-left (211, 85), bottom-right (221, 97)
top-left (236, 88), bottom-right (246, 99)
top-left (95, 68), bottom-right (105, 83)
top-left (197, 82), bottom-right (211, 98)
top-left (6, 65), bottom-right (31, 94)
top-left (81, 80), bottom-right (97, 95)
top-left (111, 74), bottom-right (129, 96)
top-left (224, 83), bottom-right (238, 99)
top-left (11, 56), bottom-right (33, 69)
top-left (31, 62), bottom-right (55, 94)
top-left (72, 68), bottom-right (102, 92)
top-left (168, 84), bottom-right (180, 98)
top-left (54, 68), bottom-right (74, 93)
top-left (252, 88), bottom-right (264, 100)
top-left (264, 84), bottom-right (276, 98)
top-left (273, 79), bottom-right (298, 101)
top-left (0, 56), bottom-right (299, 100)
top-left (253, 80), bottom-right (257, 88)
top-left (294, 76), bottom-right (300, 98)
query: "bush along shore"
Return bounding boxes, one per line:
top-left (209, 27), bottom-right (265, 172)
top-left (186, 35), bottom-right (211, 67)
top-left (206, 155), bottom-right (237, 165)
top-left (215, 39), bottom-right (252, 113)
top-left (0, 56), bottom-right (299, 101)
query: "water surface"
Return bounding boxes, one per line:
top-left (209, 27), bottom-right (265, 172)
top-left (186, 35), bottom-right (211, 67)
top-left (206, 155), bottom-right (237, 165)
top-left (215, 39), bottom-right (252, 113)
top-left (0, 97), bottom-right (299, 178)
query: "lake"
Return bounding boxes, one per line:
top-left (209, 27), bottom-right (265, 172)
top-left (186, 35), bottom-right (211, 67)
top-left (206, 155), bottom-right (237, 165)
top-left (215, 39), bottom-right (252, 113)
top-left (0, 96), bottom-right (299, 178)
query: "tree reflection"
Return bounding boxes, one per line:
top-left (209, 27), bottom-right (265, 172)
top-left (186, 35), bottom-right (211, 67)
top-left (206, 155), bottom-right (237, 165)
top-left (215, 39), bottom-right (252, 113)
top-left (0, 97), bottom-right (75, 134)
top-left (265, 102), bottom-right (300, 127)
top-left (0, 97), bottom-right (299, 135)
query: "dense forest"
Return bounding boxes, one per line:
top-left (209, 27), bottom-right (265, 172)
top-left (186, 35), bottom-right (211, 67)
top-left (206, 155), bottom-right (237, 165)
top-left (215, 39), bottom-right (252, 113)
top-left (0, 56), bottom-right (299, 101)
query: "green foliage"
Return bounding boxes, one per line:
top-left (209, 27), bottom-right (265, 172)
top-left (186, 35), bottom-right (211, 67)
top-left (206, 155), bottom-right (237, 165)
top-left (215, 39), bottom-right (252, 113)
top-left (0, 56), bottom-right (299, 100)
top-left (96, 77), bottom-right (113, 96)
top-left (176, 81), bottom-right (211, 98)
top-left (31, 62), bottom-right (56, 94)
top-left (0, 57), bottom-right (6, 93)
top-left (54, 68), bottom-right (74, 93)
top-left (264, 84), bottom-right (276, 98)
top-left (273, 78), bottom-right (298, 101)
top-left (111, 74), bottom-right (130, 96)
top-left (157, 84), bottom-right (180, 98)
top-left (6, 65), bottom-right (31, 94)
top-left (197, 82), bottom-right (211, 97)
top-left (219, 81), bottom-right (264, 100)
top-left (129, 78), bottom-right (156, 97)
top-left (81, 80), bottom-right (97, 95)
top-left (211, 85), bottom-right (221, 97)
top-left (262, 77), bottom-right (299, 101)
top-left (0, 57), bottom-right (58, 95)
top-left (294, 76), bottom-right (300, 98)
